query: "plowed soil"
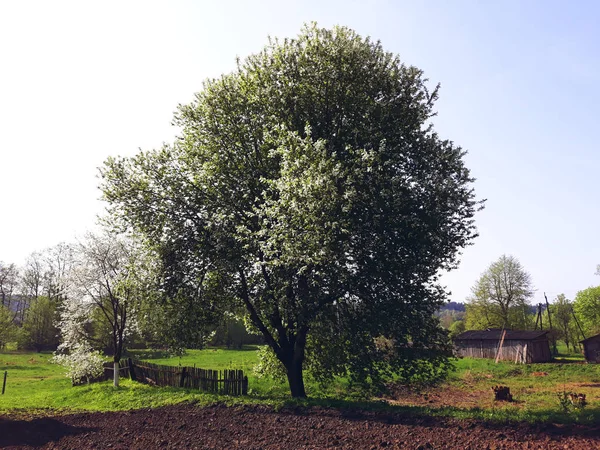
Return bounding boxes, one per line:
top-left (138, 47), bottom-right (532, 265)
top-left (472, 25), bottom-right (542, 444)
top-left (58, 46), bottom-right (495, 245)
top-left (1, 404), bottom-right (599, 449)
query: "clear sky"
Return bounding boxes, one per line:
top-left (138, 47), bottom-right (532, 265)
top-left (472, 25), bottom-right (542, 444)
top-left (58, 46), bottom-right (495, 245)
top-left (1, 1), bottom-right (599, 303)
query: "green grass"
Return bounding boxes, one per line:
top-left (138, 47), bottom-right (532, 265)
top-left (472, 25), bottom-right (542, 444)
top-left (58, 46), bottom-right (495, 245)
top-left (1, 346), bottom-right (599, 425)
top-left (128, 346), bottom-right (352, 399)
top-left (129, 346), bottom-right (260, 372)
top-left (442, 355), bottom-right (600, 424)
top-left (0, 350), bottom-right (275, 416)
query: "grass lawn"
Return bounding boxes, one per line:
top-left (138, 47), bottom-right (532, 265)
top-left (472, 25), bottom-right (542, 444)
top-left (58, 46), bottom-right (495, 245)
top-left (127, 346), bottom-right (351, 399)
top-left (0, 349), bottom-right (276, 417)
top-left (440, 356), bottom-right (600, 423)
top-left (1, 346), bottom-right (599, 424)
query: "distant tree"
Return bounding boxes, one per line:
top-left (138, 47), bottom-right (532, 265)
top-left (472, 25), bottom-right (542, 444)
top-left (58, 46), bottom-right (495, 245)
top-left (0, 305), bottom-right (18, 349)
top-left (448, 320), bottom-right (465, 339)
top-left (18, 252), bottom-right (46, 323)
top-left (21, 252), bottom-right (44, 300)
top-left (552, 294), bottom-right (578, 352)
top-left (437, 308), bottom-right (465, 329)
top-left (466, 255), bottom-right (534, 330)
top-left (444, 302), bottom-right (466, 313)
top-left (18, 296), bottom-right (60, 351)
top-left (0, 262), bottom-right (19, 311)
top-left (100, 24), bottom-right (480, 397)
top-left (573, 286), bottom-right (600, 337)
top-left (42, 243), bottom-right (74, 303)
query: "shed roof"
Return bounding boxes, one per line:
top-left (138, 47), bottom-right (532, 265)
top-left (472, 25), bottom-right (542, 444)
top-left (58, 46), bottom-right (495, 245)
top-left (454, 329), bottom-right (549, 341)
top-left (580, 333), bottom-right (600, 344)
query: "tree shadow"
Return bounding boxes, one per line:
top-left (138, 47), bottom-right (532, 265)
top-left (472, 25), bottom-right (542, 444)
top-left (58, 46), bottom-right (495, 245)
top-left (271, 396), bottom-right (600, 437)
top-left (0, 416), bottom-right (97, 448)
top-left (552, 358), bottom-right (587, 364)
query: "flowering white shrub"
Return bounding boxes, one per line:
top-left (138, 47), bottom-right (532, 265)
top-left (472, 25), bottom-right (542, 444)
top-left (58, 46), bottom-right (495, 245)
top-left (52, 343), bottom-right (105, 385)
top-left (55, 298), bottom-right (92, 354)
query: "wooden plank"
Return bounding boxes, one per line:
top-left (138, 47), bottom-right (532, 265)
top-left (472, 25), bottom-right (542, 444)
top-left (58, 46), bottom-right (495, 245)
top-left (495, 330), bottom-right (507, 364)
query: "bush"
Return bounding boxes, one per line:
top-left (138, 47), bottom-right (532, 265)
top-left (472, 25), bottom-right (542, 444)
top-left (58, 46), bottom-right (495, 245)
top-left (52, 344), bottom-right (106, 385)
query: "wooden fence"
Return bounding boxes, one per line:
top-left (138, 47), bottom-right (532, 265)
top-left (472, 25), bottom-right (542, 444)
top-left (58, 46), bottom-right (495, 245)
top-left (132, 360), bottom-right (248, 395)
top-left (102, 360), bottom-right (130, 380)
top-left (99, 358), bottom-right (248, 395)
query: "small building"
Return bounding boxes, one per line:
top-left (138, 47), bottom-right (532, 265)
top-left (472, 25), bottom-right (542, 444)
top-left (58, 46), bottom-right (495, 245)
top-left (580, 333), bottom-right (600, 363)
top-left (454, 329), bottom-right (552, 364)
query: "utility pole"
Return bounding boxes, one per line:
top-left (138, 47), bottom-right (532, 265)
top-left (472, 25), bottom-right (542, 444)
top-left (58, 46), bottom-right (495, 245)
top-left (571, 306), bottom-right (586, 343)
top-left (544, 293), bottom-right (558, 355)
top-left (535, 303), bottom-right (544, 330)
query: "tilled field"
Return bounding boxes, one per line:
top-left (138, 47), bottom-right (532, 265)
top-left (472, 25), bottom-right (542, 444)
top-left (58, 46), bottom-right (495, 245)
top-left (1, 404), bottom-right (599, 449)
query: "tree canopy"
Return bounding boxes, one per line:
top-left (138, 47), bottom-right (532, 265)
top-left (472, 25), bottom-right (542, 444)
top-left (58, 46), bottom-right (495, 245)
top-left (574, 286), bottom-right (600, 337)
top-left (466, 255), bottom-right (534, 330)
top-left (100, 24), bottom-right (480, 397)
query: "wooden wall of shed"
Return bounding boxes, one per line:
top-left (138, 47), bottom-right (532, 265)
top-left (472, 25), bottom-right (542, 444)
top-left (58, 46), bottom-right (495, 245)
top-left (529, 339), bottom-right (552, 363)
top-left (455, 339), bottom-right (551, 363)
top-left (583, 337), bottom-right (600, 363)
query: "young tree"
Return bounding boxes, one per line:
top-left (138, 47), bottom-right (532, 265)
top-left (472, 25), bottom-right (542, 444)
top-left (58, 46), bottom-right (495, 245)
top-left (100, 24), bottom-right (480, 397)
top-left (573, 286), bottom-right (600, 337)
top-left (552, 294), bottom-right (577, 352)
top-left (53, 296), bottom-right (106, 385)
top-left (67, 232), bottom-right (151, 386)
top-left (466, 255), bottom-right (534, 329)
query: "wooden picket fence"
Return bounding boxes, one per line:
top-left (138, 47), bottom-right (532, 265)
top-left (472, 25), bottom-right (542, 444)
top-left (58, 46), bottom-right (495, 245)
top-left (126, 359), bottom-right (248, 395)
top-left (94, 358), bottom-right (247, 395)
top-left (102, 360), bottom-right (130, 380)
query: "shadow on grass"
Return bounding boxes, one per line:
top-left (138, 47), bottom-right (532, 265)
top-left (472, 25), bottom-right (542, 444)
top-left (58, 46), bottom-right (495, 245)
top-left (553, 358), bottom-right (587, 364)
top-left (0, 416), bottom-right (97, 447)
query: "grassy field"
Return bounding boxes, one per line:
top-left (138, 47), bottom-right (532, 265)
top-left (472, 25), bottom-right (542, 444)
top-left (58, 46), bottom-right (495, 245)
top-left (441, 356), bottom-right (600, 423)
top-left (1, 346), bottom-right (599, 424)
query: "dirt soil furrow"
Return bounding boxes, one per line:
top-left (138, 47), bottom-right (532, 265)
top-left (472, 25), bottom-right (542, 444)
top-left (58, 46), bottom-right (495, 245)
top-left (1, 404), bottom-right (599, 449)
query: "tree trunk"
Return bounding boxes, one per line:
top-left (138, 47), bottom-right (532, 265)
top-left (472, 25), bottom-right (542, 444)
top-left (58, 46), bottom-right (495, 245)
top-left (113, 361), bottom-right (120, 387)
top-left (285, 358), bottom-right (306, 398)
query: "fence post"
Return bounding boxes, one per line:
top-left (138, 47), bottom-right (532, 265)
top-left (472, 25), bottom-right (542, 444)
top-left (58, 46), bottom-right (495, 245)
top-left (179, 367), bottom-right (187, 388)
top-left (242, 375), bottom-right (248, 395)
top-left (128, 358), bottom-right (136, 382)
top-left (2, 371), bottom-right (6, 395)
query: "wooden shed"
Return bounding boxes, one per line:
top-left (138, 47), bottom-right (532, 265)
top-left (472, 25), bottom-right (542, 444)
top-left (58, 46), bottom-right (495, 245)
top-left (580, 333), bottom-right (600, 363)
top-left (454, 329), bottom-right (552, 364)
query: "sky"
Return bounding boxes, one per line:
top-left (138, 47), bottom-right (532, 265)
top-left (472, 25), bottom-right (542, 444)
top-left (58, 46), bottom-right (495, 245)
top-left (1, 0), bottom-right (599, 304)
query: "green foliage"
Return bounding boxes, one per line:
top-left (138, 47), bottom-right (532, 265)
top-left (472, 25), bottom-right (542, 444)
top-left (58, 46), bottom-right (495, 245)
top-left (551, 294), bottom-right (581, 352)
top-left (573, 286), bottom-right (600, 337)
top-left (18, 296), bottom-right (60, 351)
top-left (100, 24), bottom-right (480, 397)
top-left (253, 345), bottom-right (287, 381)
top-left (437, 308), bottom-right (465, 329)
top-left (87, 300), bottom-right (116, 353)
top-left (556, 390), bottom-right (572, 413)
top-left (134, 291), bottom-right (219, 354)
top-left (466, 255), bottom-right (534, 329)
top-left (0, 305), bottom-right (18, 349)
top-left (51, 343), bottom-right (106, 385)
top-left (210, 316), bottom-right (264, 349)
top-left (448, 320), bottom-right (465, 339)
